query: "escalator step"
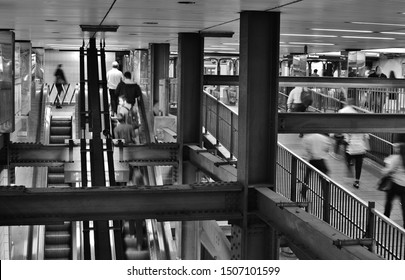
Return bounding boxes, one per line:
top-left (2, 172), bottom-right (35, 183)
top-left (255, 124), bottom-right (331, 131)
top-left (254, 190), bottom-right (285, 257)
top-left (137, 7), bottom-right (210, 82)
top-left (48, 166), bottom-right (64, 174)
top-left (46, 222), bottom-right (71, 232)
top-left (48, 184), bottom-right (71, 188)
top-left (50, 135), bottom-right (71, 144)
top-left (125, 249), bottom-right (150, 260)
top-left (44, 245), bottom-right (71, 259)
top-left (45, 231), bottom-right (71, 244)
top-left (47, 173), bottom-right (65, 184)
top-left (50, 126), bottom-right (72, 136)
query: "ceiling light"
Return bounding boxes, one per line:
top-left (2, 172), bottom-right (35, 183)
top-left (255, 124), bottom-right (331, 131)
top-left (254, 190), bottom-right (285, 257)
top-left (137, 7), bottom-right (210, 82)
top-left (380, 31), bottom-right (405, 35)
top-left (341, 36), bottom-right (395, 40)
top-left (289, 42), bottom-right (335, 46)
top-left (143, 22), bottom-right (158, 25)
top-left (222, 42), bottom-right (239, 46)
top-left (204, 47), bottom-right (236, 50)
top-left (80, 25), bottom-right (119, 32)
top-left (177, 1), bottom-right (196, 4)
top-left (362, 48), bottom-right (405, 53)
top-left (350, 21), bottom-right (405, 27)
top-left (281, 33), bottom-right (337, 38)
top-left (311, 28), bottom-right (373, 33)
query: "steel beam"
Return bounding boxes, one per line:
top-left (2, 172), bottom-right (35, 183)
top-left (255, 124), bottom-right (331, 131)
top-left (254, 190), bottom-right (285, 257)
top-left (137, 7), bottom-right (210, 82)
top-left (8, 142), bottom-right (179, 166)
top-left (278, 113), bottom-right (405, 133)
top-left (254, 186), bottom-right (381, 260)
top-left (185, 145), bottom-right (237, 182)
top-left (0, 182), bottom-right (243, 226)
top-left (203, 76), bottom-right (405, 88)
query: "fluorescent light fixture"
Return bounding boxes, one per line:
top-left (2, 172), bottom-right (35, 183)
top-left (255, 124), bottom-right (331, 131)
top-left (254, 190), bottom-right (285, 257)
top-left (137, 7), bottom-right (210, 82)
top-left (311, 28), bottom-right (373, 33)
top-left (351, 21), bottom-right (405, 27)
top-left (341, 35), bottom-right (395, 40)
top-left (362, 48), bottom-right (405, 53)
top-left (289, 42), bottom-right (335, 46)
top-left (204, 47), bottom-right (236, 51)
top-left (280, 44), bottom-right (306, 47)
top-left (380, 31), bottom-right (405, 35)
top-left (313, 51), bottom-right (343, 56)
top-left (222, 42), bottom-right (239, 46)
top-left (281, 33), bottom-right (337, 38)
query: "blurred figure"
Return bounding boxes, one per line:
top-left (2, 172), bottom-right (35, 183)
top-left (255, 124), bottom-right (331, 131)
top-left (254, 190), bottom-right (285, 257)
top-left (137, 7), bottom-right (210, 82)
top-left (301, 133), bottom-right (331, 199)
top-left (287, 86), bottom-right (311, 138)
top-left (368, 66), bottom-right (387, 78)
top-left (339, 99), bottom-right (370, 189)
top-left (389, 70), bottom-right (396, 79)
top-left (107, 61), bottom-right (123, 115)
top-left (54, 64), bottom-right (67, 109)
top-left (312, 69), bottom-right (319, 77)
top-left (382, 143), bottom-right (405, 227)
top-left (116, 71), bottom-right (142, 108)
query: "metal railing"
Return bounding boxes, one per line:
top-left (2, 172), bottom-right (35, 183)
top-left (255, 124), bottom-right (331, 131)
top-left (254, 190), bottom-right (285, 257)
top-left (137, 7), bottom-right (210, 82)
top-left (45, 83), bottom-right (79, 106)
top-left (202, 90), bottom-right (405, 259)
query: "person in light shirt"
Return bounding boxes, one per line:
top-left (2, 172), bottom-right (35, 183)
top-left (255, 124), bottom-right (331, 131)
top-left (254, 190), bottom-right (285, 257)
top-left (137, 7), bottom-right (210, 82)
top-left (107, 61), bottom-right (123, 115)
top-left (301, 133), bottom-right (331, 199)
top-left (382, 143), bottom-right (405, 227)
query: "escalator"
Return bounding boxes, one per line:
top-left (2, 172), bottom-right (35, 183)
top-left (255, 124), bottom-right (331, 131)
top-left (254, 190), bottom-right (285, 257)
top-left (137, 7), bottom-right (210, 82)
top-left (44, 114), bottom-right (73, 259)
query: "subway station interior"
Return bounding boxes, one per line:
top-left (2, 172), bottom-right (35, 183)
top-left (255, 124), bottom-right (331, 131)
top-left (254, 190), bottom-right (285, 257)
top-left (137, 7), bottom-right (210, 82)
top-left (2, 0), bottom-right (405, 260)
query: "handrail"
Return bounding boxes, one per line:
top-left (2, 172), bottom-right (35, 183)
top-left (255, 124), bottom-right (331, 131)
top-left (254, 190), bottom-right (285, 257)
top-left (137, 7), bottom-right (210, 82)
top-left (202, 90), bottom-right (405, 259)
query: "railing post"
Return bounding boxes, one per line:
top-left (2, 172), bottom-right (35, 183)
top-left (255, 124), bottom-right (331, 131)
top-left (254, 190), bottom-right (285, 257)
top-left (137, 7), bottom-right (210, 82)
top-left (215, 96), bottom-right (220, 146)
top-left (290, 157), bottom-right (297, 202)
top-left (229, 112), bottom-right (234, 159)
top-left (204, 93), bottom-right (208, 135)
top-left (366, 201), bottom-right (376, 252)
top-left (322, 180), bottom-right (331, 224)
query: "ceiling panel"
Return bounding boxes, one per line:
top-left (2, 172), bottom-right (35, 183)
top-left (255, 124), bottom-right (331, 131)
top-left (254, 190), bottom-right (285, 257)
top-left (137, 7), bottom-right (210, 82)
top-left (0, 0), bottom-right (404, 55)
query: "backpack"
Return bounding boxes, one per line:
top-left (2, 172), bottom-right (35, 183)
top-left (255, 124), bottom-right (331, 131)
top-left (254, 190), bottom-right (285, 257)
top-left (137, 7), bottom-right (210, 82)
top-left (301, 89), bottom-right (313, 107)
top-left (122, 105), bottom-right (140, 129)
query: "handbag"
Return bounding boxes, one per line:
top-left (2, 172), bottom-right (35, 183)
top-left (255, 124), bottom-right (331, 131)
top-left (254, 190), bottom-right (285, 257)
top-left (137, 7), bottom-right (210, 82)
top-left (377, 174), bottom-right (392, 191)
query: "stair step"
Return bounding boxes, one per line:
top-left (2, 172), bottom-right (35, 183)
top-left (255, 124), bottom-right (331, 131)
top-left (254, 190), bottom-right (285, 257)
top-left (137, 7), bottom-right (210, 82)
top-left (47, 173), bottom-right (65, 184)
top-left (48, 184), bottom-right (71, 188)
top-left (125, 249), bottom-right (149, 260)
top-left (46, 222), bottom-right (71, 232)
top-left (48, 166), bottom-right (64, 174)
top-left (50, 135), bottom-right (71, 144)
top-left (45, 231), bottom-right (71, 244)
top-left (50, 126), bottom-right (72, 136)
top-left (44, 245), bottom-right (71, 259)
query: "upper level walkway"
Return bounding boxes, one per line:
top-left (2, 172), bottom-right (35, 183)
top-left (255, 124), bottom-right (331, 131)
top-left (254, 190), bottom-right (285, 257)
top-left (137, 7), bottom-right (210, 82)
top-left (278, 133), bottom-right (404, 229)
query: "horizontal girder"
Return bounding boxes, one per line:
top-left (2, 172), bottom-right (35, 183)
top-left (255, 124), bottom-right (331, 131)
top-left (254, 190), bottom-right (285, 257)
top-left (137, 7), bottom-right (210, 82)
top-left (254, 186), bottom-right (381, 260)
top-left (278, 113), bottom-right (405, 133)
top-left (9, 142), bottom-right (179, 167)
top-left (0, 182), bottom-right (243, 225)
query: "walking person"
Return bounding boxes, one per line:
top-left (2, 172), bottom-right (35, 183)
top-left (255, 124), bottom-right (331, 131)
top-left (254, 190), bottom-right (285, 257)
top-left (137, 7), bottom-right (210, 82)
top-left (287, 86), bottom-right (312, 137)
top-left (54, 64), bottom-right (67, 109)
top-left (107, 61), bottom-right (123, 115)
top-left (301, 133), bottom-right (331, 199)
top-left (116, 71), bottom-right (142, 108)
top-left (382, 143), bottom-right (405, 228)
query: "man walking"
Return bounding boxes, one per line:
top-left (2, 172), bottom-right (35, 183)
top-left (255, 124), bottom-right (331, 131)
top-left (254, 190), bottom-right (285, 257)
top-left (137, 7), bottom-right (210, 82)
top-left (107, 61), bottom-right (123, 115)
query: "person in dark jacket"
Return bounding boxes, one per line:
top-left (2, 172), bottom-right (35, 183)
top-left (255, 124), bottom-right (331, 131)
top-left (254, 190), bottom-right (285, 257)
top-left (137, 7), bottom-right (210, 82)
top-left (115, 71), bottom-right (142, 107)
top-left (54, 64), bottom-right (67, 109)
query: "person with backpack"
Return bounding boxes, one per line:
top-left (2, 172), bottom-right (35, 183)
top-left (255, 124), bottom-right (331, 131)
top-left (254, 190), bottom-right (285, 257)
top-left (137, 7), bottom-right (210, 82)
top-left (112, 95), bottom-right (138, 144)
top-left (287, 86), bottom-right (312, 137)
top-left (287, 86), bottom-right (312, 112)
top-left (115, 71), bottom-right (142, 108)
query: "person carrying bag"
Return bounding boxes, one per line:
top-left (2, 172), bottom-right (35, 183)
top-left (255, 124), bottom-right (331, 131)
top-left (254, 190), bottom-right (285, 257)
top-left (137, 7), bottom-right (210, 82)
top-left (381, 143), bottom-right (405, 227)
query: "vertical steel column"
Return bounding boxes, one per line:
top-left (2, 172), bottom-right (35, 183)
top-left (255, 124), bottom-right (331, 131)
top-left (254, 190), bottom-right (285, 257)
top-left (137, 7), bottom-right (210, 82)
top-left (236, 11), bottom-right (280, 259)
top-left (177, 33), bottom-right (204, 260)
top-left (79, 43), bottom-right (86, 133)
top-left (150, 43), bottom-right (170, 106)
top-left (86, 37), bottom-right (111, 259)
top-left (99, 40), bottom-right (111, 134)
top-left (87, 38), bottom-right (102, 136)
